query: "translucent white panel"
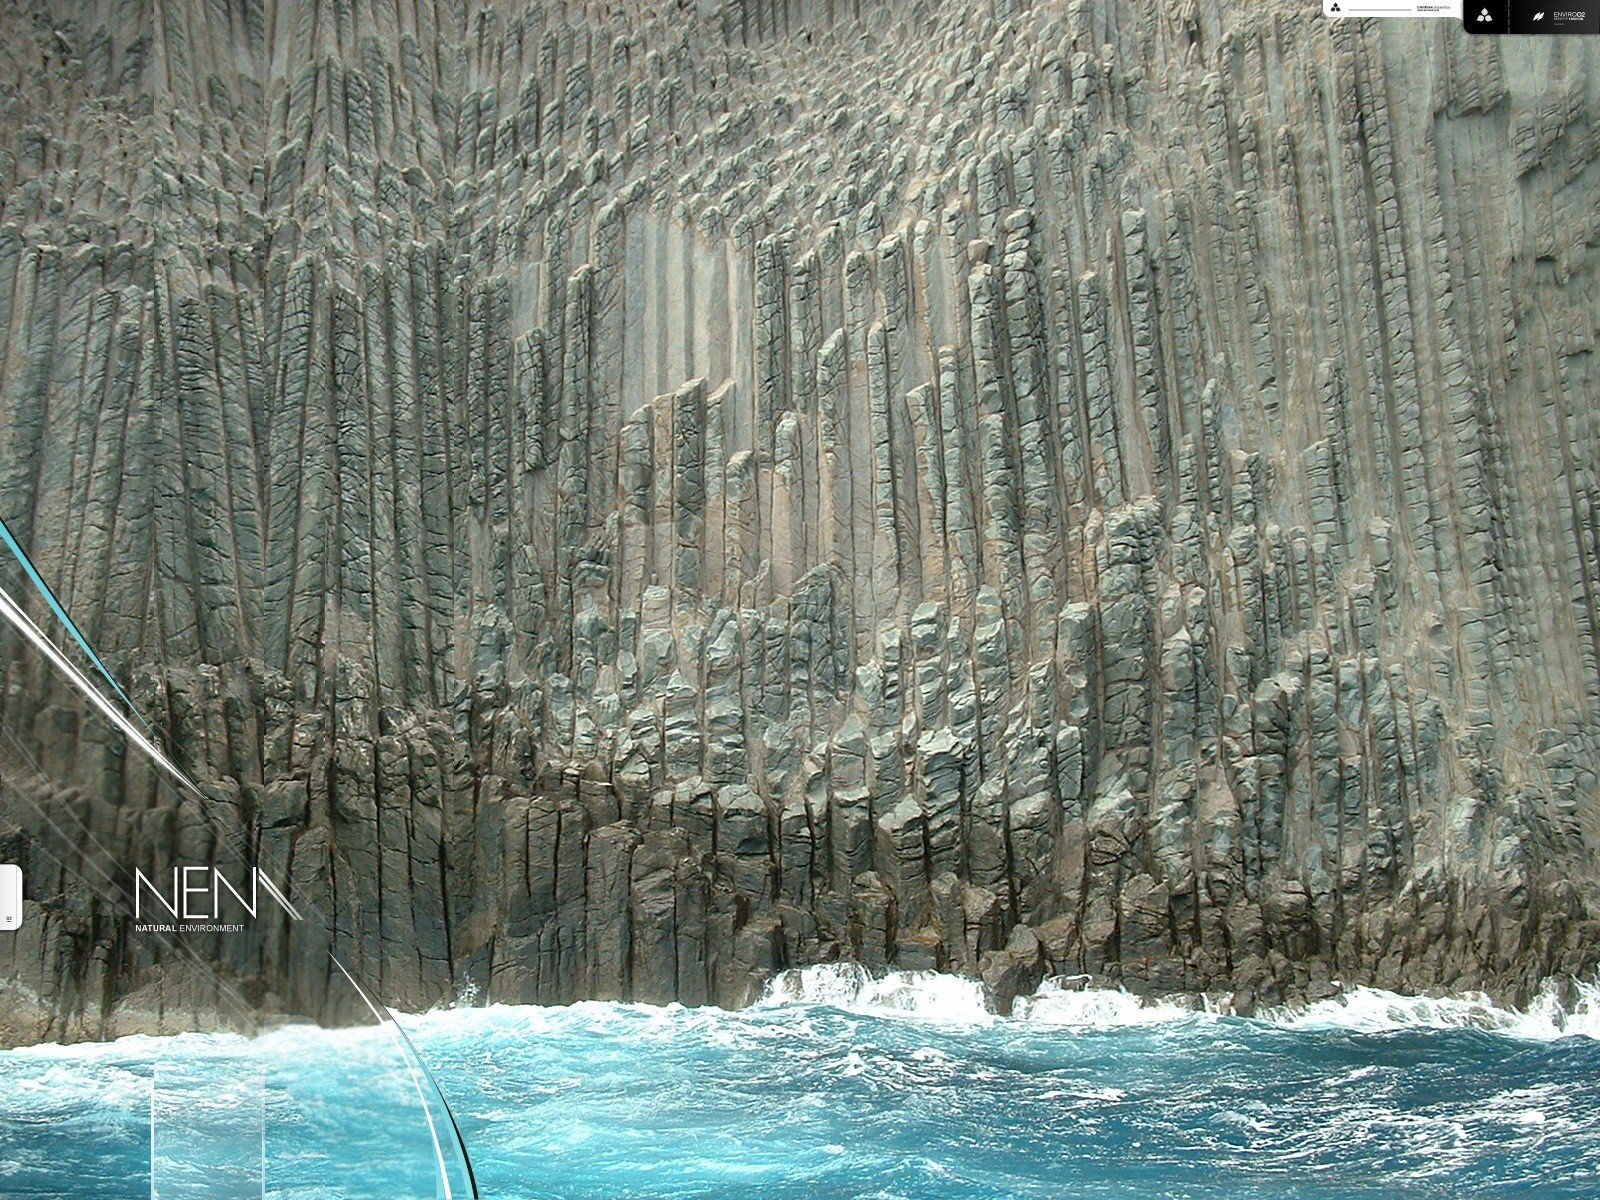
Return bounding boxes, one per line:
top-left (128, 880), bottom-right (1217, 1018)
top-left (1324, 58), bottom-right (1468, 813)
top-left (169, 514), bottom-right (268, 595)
top-left (260, 1026), bottom-right (457, 1200)
top-left (151, 1053), bottom-right (265, 1200)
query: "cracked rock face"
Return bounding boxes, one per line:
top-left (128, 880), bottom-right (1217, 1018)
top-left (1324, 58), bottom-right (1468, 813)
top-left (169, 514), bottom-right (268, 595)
top-left (1, 0), bottom-right (1598, 1041)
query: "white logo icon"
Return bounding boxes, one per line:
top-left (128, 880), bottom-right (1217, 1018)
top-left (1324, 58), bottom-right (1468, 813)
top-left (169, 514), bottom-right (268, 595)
top-left (133, 866), bottom-right (301, 922)
top-left (1479, 6), bottom-right (1492, 17)
top-left (1533, 10), bottom-right (1546, 17)
top-left (0, 864), bottom-right (21, 930)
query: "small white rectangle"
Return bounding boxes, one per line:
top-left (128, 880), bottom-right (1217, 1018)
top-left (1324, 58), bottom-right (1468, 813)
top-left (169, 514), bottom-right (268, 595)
top-left (1325, 0), bottom-right (1461, 15)
top-left (152, 1058), bottom-right (264, 1200)
top-left (0, 864), bottom-right (21, 930)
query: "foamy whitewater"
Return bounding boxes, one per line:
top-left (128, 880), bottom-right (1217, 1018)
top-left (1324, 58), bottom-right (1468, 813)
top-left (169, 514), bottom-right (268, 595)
top-left (3, 969), bottom-right (1599, 1199)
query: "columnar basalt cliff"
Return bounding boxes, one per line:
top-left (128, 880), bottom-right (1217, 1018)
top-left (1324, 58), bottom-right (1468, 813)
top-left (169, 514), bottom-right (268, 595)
top-left (0, 0), bottom-right (1598, 1042)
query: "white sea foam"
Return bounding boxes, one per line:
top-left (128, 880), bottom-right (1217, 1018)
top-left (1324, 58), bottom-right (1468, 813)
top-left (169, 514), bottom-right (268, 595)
top-left (1263, 986), bottom-right (1528, 1034)
top-left (1013, 977), bottom-right (1203, 1029)
top-left (760, 964), bottom-right (1206, 1030)
top-left (759, 963), bottom-right (994, 1023)
top-left (1261, 978), bottom-right (1600, 1040)
top-left (757, 963), bottom-right (1600, 1040)
top-left (1521, 977), bottom-right (1600, 1039)
top-left (6, 968), bottom-right (1598, 1059)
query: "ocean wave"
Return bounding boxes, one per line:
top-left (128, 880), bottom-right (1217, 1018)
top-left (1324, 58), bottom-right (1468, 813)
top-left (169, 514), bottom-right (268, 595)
top-left (6, 968), bottom-right (1599, 1200)
top-left (1013, 978), bottom-right (1205, 1029)
top-left (1261, 979), bottom-right (1600, 1040)
top-left (758, 964), bottom-right (1600, 1041)
top-left (759, 964), bottom-right (1204, 1030)
top-left (759, 963), bottom-right (993, 1024)
top-left (6, 968), bottom-right (1598, 1061)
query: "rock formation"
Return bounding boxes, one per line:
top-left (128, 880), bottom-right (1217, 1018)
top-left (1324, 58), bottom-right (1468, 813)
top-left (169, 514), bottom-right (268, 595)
top-left (0, 0), bottom-right (1597, 1041)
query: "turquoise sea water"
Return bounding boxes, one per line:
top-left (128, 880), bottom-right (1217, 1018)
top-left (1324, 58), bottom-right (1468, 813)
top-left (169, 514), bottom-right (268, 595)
top-left (3, 968), bottom-right (1599, 1200)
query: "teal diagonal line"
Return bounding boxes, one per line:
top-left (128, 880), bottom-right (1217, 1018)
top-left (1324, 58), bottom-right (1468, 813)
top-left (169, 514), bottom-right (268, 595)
top-left (0, 513), bottom-right (156, 737)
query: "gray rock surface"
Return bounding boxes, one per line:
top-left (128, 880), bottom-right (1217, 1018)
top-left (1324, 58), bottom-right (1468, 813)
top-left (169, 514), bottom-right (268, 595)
top-left (0, 0), bottom-right (1598, 1041)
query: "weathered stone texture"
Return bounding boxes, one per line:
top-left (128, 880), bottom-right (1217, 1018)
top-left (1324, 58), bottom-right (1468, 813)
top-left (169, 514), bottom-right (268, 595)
top-left (0, 0), bottom-right (1598, 1040)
